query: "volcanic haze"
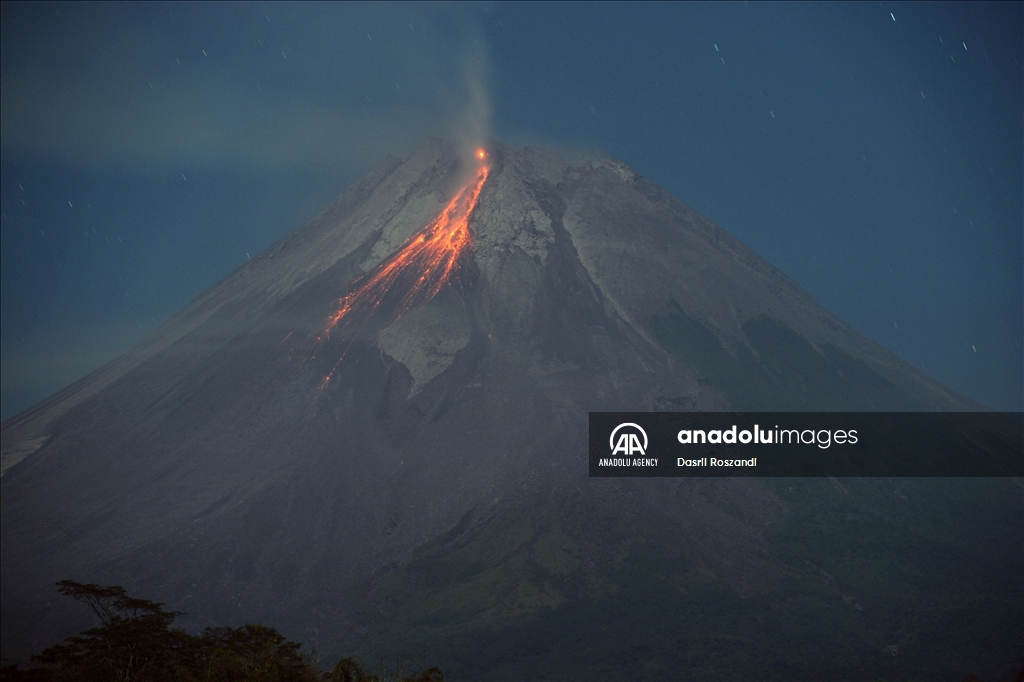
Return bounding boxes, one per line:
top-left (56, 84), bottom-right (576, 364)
top-left (1, 139), bottom-right (1020, 679)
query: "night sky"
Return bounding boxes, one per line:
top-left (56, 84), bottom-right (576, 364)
top-left (1, 1), bottom-right (1021, 420)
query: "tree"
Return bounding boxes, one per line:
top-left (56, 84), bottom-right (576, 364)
top-left (194, 624), bottom-right (319, 682)
top-left (31, 580), bottom-right (190, 681)
top-left (4, 581), bottom-right (442, 682)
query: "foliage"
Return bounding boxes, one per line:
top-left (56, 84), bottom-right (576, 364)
top-left (0, 582), bottom-right (442, 682)
top-left (26, 580), bottom-right (192, 682)
top-left (190, 624), bottom-right (321, 682)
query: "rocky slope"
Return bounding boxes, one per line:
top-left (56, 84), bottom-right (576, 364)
top-left (2, 139), bottom-right (1019, 679)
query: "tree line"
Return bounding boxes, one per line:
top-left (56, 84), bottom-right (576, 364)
top-left (0, 580), bottom-right (441, 682)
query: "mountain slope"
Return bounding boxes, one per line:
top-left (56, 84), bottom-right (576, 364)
top-left (1, 139), bottom-right (1019, 679)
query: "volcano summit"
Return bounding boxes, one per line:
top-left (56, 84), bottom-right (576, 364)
top-left (2, 139), bottom-right (1021, 679)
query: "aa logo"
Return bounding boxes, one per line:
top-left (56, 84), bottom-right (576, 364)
top-left (610, 423), bottom-right (648, 456)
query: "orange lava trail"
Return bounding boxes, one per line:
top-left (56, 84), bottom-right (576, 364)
top-left (312, 154), bottom-right (490, 388)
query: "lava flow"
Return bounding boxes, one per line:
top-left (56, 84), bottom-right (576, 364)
top-left (312, 149), bottom-right (490, 387)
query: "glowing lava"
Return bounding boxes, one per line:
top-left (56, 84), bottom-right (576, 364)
top-left (312, 153), bottom-right (490, 388)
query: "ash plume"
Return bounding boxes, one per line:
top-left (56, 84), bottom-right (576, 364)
top-left (451, 26), bottom-right (493, 164)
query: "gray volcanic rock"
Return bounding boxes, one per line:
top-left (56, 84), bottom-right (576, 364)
top-left (1, 139), bottom-right (1019, 678)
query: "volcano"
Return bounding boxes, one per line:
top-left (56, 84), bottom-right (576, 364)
top-left (2, 139), bottom-right (1021, 680)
